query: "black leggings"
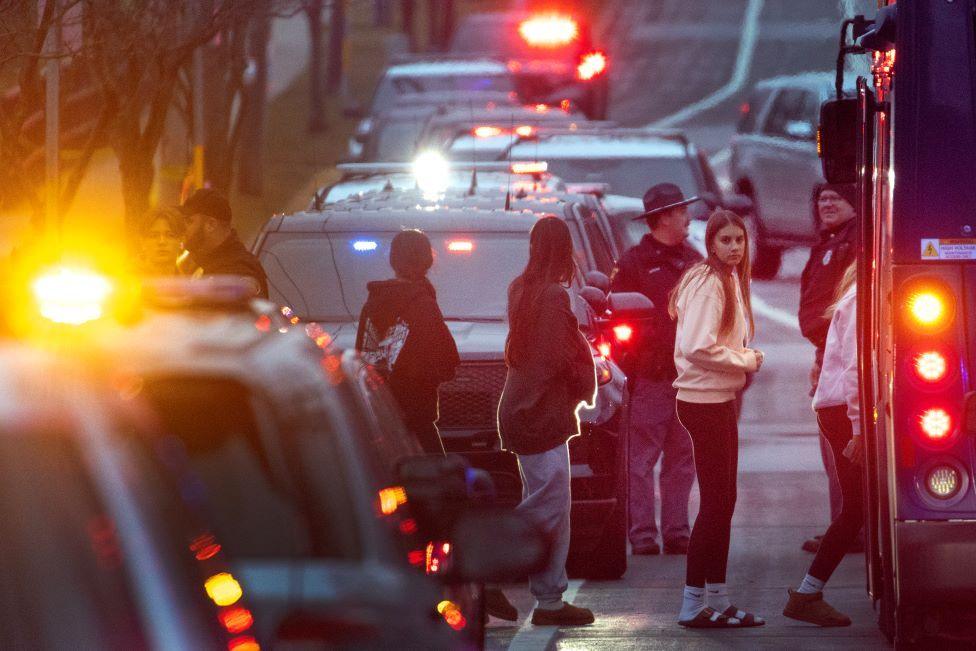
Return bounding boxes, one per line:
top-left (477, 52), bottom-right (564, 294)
top-left (676, 399), bottom-right (738, 588)
top-left (808, 405), bottom-right (863, 582)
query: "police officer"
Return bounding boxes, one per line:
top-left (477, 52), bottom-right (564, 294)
top-left (798, 182), bottom-right (858, 553)
top-left (181, 188), bottom-right (269, 298)
top-left (611, 183), bottom-right (702, 555)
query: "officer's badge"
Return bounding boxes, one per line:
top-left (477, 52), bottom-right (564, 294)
top-left (822, 250), bottom-right (833, 266)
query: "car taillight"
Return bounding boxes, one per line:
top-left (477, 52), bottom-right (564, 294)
top-left (425, 541), bottom-right (452, 575)
top-left (472, 125), bottom-right (503, 138)
top-left (919, 408), bottom-right (952, 441)
top-left (577, 51), bottom-right (608, 81)
top-left (519, 14), bottom-right (579, 47)
top-left (612, 323), bottom-right (633, 343)
top-left (437, 600), bottom-right (468, 631)
top-left (514, 124), bottom-right (536, 138)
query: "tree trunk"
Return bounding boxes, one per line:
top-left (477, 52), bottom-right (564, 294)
top-left (325, 0), bottom-right (345, 93)
top-left (305, 0), bottom-right (326, 132)
top-left (116, 143), bottom-right (156, 233)
top-left (238, 13), bottom-right (271, 195)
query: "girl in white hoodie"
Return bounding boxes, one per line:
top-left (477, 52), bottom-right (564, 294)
top-left (783, 264), bottom-right (861, 627)
top-left (669, 209), bottom-right (765, 628)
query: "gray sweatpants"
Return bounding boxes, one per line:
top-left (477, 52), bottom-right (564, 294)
top-left (516, 442), bottom-right (571, 610)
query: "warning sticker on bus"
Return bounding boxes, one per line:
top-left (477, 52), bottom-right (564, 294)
top-left (921, 238), bottom-right (976, 260)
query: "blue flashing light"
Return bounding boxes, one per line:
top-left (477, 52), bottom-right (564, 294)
top-left (353, 240), bottom-right (378, 252)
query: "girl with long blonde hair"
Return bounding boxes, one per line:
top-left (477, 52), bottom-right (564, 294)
top-left (669, 209), bottom-right (765, 628)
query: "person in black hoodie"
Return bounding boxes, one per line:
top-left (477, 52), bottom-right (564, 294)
top-left (356, 229), bottom-right (460, 454)
top-left (798, 182), bottom-right (858, 554)
top-left (496, 216), bottom-right (597, 627)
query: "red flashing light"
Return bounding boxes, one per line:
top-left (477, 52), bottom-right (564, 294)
top-left (220, 607), bottom-right (255, 634)
top-left (519, 14), bottom-right (579, 47)
top-left (472, 125), bottom-right (503, 138)
top-left (408, 549), bottom-right (426, 566)
top-left (254, 315), bottom-right (271, 332)
top-left (560, 99), bottom-right (572, 112)
top-left (533, 103), bottom-right (550, 113)
top-left (919, 408), bottom-right (952, 441)
top-left (399, 518), bottom-right (418, 535)
top-left (514, 125), bottom-right (536, 138)
top-left (191, 533), bottom-right (221, 561)
top-left (447, 240), bottom-right (474, 253)
top-left (577, 51), bottom-right (608, 81)
top-left (613, 324), bottom-right (634, 343)
top-left (597, 341), bottom-right (611, 359)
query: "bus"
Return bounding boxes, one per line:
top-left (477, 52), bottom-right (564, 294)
top-left (820, 1), bottom-right (976, 646)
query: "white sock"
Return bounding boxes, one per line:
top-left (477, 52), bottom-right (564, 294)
top-left (678, 585), bottom-right (706, 621)
top-left (797, 574), bottom-right (825, 595)
top-left (706, 582), bottom-right (731, 612)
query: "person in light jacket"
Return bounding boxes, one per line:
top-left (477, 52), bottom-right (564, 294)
top-left (496, 215), bottom-right (597, 627)
top-left (669, 209), bottom-right (765, 629)
top-left (784, 264), bottom-right (862, 627)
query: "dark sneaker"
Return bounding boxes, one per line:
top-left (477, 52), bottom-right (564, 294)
top-left (485, 587), bottom-right (518, 622)
top-left (801, 534), bottom-right (824, 553)
top-left (664, 539), bottom-right (689, 555)
top-left (783, 589), bottom-right (852, 627)
top-left (632, 541), bottom-right (660, 555)
top-left (531, 602), bottom-right (595, 626)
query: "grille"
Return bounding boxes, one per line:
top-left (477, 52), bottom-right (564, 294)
top-left (438, 362), bottom-right (507, 430)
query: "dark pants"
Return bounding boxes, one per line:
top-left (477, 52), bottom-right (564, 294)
top-left (676, 399), bottom-right (739, 588)
top-left (808, 405), bottom-right (863, 582)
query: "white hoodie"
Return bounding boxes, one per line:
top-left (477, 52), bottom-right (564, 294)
top-left (673, 269), bottom-right (758, 403)
top-left (812, 286), bottom-right (860, 434)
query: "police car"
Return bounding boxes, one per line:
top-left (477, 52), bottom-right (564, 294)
top-left (254, 178), bottom-right (656, 580)
top-left (449, 11), bottom-right (609, 119)
top-left (347, 58), bottom-right (516, 159)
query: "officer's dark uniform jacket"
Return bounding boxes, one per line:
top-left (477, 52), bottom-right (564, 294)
top-left (194, 230), bottom-right (269, 299)
top-left (799, 218), bottom-right (857, 362)
top-left (610, 234), bottom-right (702, 381)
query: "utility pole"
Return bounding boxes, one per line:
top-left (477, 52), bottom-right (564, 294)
top-left (44, 1), bottom-right (61, 234)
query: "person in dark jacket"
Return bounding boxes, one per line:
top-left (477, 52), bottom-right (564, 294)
top-left (610, 183), bottom-right (702, 556)
top-left (181, 188), bottom-right (269, 298)
top-left (497, 216), bottom-right (596, 627)
top-left (798, 182), bottom-right (858, 554)
top-left (356, 229), bottom-right (460, 454)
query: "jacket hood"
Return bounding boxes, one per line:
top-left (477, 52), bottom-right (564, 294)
top-left (362, 278), bottom-right (435, 334)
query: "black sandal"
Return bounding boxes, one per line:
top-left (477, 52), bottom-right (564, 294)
top-left (678, 606), bottom-right (742, 628)
top-left (722, 605), bottom-right (766, 627)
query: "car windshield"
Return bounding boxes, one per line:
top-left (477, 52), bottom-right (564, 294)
top-left (260, 231), bottom-right (530, 321)
top-left (371, 74), bottom-right (514, 113)
top-left (515, 155), bottom-right (699, 199)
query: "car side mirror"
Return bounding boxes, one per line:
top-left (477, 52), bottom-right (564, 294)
top-left (579, 286), bottom-right (608, 314)
top-left (444, 509), bottom-right (548, 583)
top-left (819, 97), bottom-right (859, 184)
top-left (607, 291), bottom-right (654, 320)
top-left (785, 120), bottom-right (815, 141)
top-left (584, 270), bottom-right (610, 294)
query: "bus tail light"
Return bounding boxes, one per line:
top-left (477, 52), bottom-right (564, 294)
top-left (905, 287), bottom-right (952, 330)
top-left (914, 350), bottom-right (948, 383)
top-left (926, 465), bottom-right (962, 499)
top-left (919, 408), bottom-right (952, 441)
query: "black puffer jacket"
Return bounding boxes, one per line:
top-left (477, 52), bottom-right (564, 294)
top-left (799, 220), bottom-right (857, 360)
top-left (356, 278), bottom-right (460, 437)
top-left (497, 283), bottom-right (596, 455)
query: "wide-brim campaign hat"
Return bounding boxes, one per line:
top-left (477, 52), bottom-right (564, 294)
top-left (634, 182), bottom-right (701, 221)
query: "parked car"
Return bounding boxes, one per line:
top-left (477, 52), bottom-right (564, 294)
top-left (729, 72), bottom-right (855, 277)
top-left (75, 277), bottom-right (544, 649)
top-left (347, 58), bottom-right (515, 159)
top-left (254, 187), bottom-right (654, 580)
top-left (449, 11), bottom-right (610, 119)
top-left (0, 345), bottom-right (234, 650)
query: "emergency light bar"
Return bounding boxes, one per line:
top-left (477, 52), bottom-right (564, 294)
top-left (519, 14), bottom-right (579, 47)
top-left (337, 161), bottom-right (513, 175)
